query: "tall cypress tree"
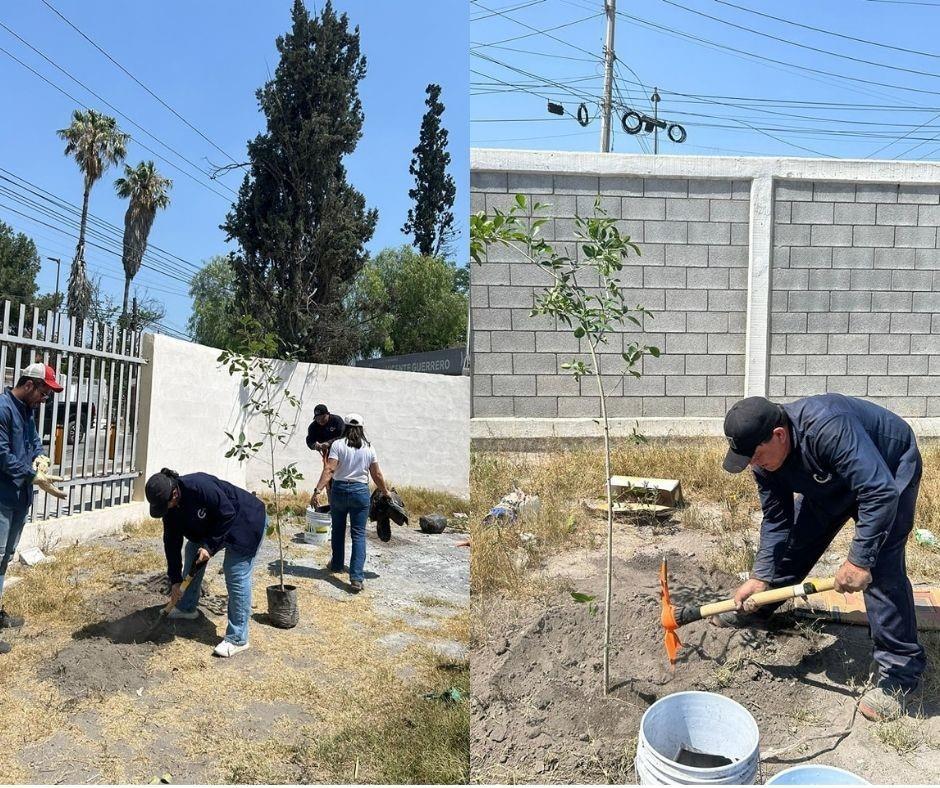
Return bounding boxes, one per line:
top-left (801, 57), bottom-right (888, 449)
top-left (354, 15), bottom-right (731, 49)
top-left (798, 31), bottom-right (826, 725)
top-left (403, 84), bottom-right (456, 258)
top-left (223, 0), bottom-right (377, 363)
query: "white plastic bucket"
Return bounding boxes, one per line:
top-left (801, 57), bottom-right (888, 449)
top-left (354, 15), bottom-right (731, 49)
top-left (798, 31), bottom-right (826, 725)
top-left (304, 506), bottom-right (331, 545)
top-left (767, 765), bottom-right (869, 785)
top-left (635, 691), bottom-right (760, 785)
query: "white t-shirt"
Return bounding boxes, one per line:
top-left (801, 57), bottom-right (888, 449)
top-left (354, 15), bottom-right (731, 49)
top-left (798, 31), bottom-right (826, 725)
top-left (329, 438), bottom-right (378, 483)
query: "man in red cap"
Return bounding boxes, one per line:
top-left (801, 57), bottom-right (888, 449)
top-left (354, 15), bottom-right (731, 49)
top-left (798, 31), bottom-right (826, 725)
top-left (0, 362), bottom-right (67, 653)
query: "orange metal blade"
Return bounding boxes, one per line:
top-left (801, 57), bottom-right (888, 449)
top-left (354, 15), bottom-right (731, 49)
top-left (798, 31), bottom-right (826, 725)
top-left (659, 558), bottom-right (681, 667)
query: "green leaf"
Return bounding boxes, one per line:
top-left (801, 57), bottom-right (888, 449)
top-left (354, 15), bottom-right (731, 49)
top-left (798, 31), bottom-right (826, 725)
top-left (570, 592), bottom-right (596, 604)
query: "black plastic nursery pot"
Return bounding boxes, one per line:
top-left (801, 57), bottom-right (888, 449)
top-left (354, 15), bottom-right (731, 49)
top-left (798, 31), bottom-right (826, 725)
top-left (267, 583), bottom-right (299, 629)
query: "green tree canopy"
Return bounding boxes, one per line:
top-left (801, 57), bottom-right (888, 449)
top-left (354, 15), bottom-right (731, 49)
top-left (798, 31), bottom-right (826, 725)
top-left (0, 221), bottom-right (41, 306)
top-left (222, 0), bottom-right (377, 364)
top-left (187, 255), bottom-right (237, 350)
top-left (353, 245), bottom-right (467, 358)
top-left (402, 84), bottom-right (456, 258)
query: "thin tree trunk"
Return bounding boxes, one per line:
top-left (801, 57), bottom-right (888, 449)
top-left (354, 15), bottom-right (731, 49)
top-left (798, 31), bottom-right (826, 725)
top-left (77, 182), bottom-right (91, 261)
top-left (122, 276), bottom-right (131, 320)
top-left (589, 341), bottom-right (614, 696)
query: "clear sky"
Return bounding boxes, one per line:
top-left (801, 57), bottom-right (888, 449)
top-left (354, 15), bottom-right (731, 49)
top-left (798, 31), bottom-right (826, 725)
top-left (1, 0), bottom-right (468, 338)
top-left (472, 0), bottom-right (940, 160)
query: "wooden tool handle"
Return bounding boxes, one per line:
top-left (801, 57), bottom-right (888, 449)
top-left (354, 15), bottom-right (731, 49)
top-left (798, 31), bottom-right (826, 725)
top-left (161, 559), bottom-right (208, 615)
top-left (698, 577), bottom-right (835, 619)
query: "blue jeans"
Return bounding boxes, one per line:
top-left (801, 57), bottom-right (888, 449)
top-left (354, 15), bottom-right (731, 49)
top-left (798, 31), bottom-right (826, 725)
top-left (177, 538), bottom-right (258, 647)
top-left (330, 480), bottom-right (370, 582)
top-left (0, 503), bottom-right (28, 599)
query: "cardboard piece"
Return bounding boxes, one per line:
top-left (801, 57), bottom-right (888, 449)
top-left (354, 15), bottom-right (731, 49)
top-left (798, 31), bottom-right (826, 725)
top-left (582, 499), bottom-right (674, 519)
top-left (792, 585), bottom-right (940, 631)
top-left (19, 547), bottom-right (47, 566)
top-left (609, 476), bottom-right (684, 508)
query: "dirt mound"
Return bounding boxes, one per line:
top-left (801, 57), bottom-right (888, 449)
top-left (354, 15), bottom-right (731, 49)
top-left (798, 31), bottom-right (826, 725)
top-left (472, 550), bottom-right (877, 783)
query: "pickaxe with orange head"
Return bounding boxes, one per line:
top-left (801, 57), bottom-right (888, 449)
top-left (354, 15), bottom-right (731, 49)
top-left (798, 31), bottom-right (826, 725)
top-left (659, 559), bottom-right (835, 667)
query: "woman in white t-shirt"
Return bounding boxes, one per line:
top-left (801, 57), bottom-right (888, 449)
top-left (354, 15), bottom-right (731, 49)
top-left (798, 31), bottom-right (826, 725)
top-left (311, 413), bottom-right (390, 593)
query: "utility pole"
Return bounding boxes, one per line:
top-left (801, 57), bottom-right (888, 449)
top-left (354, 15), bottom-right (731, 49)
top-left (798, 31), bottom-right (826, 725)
top-left (599, 0), bottom-right (616, 153)
top-left (46, 257), bottom-right (62, 308)
top-left (651, 87), bottom-right (661, 155)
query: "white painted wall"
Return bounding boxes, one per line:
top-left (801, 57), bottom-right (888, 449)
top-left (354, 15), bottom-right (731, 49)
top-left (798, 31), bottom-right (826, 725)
top-left (136, 334), bottom-right (470, 498)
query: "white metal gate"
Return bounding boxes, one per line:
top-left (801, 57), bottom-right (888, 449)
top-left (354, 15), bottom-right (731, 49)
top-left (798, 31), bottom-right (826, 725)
top-left (0, 300), bottom-right (145, 520)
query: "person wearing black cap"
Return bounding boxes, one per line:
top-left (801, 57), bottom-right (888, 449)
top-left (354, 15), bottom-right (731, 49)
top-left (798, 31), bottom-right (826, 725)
top-left (305, 404), bottom-right (344, 500)
top-left (721, 394), bottom-right (923, 721)
top-left (145, 468), bottom-right (267, 658)
top-left (0, 362), bottom-right (68, 653)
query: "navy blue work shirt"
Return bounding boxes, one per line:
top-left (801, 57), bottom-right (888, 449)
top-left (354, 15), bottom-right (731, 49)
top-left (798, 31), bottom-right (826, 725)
top-left (0, 388), bottom-right (43, 509)
top-left (305, 414), bottom-right (344, 451)
top-left (751, 394), bottom-right (921, 579)
top-left (162, 472), bottom-right (266, 584)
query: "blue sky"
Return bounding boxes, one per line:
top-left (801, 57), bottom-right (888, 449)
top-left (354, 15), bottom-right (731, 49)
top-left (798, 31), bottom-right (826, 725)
top-left (1, 1), bottom-right (468, 338)
top-left (472, 0), bottom-right (940, 160)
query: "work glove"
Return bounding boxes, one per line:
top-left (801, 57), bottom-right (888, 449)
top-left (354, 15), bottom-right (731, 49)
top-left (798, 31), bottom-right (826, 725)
top-left (34, 468), bottom-right (68, 500)
top-left (32, 455), bottom-right (51, 475)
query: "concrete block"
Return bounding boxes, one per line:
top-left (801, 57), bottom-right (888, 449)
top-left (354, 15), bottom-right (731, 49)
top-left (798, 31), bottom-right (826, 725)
top-left (472, 263), bottom-right (510, 285)
top-left (641, 354), bottom-right (685, 375)
top-left (770, 355), bottom-right (806, 375)
top-left (666, 198), bottom-right (709, 221)
top-left (709, 200), bottom-right (749, 222)
top-left (913, 335), bottom-right (940, 354)
top-left (832, 247), bottom-right (874, 269)
top-left (510, 263), bottom-right (554, 286)
top-left (665, 333), bottom-right (708, 354)
top-left (826, 334), bottom-right (869, 356)
top-left (849, 269), bottom-right (892, 291)
top-left (811, 224), bottom-right (853, 246)
top-left (788, 291), bottom-right (830, 312)
top-left (869, 334), bottom-right (911, 354)
top-left (852, 225), bottom-right (895, 247)
top-left (689, 268), bottom-right (728, 289)
top-left (786, 375), bottom-right (828, 396)
top-left (622, 288), bottom-right (665, 311)
top-left (473, 332), bottom-right (491, 353)
top-left (913, 291), bottom-right (940, 312)
top-left (731, 223), bottom-right (749, 245)
top-left (471, 285), bottom-right (489, 308)
top-left (642, 396), bottom-right (686, 417)
top-left (872, 291), bottom-right (913, 311)
top-left (507, 173), bottom-right (553, 193)
top-left (909, 377), bottom-right (940, 395)
top-left (689, 179), bottom-right (733, 199)
top-left (807, 354), bottom-right (847, 376)
top-left (666, 375), bottom-right (707, 396)
top-left (488, 286), bottom-right (535, 308)
top-left (493, 375), bottom-right (535, 397)
top-left (613, 265), bottom-right (644, 288)
top-left (808, 313), bottom-right (849, 333)
top-left (732, 180), bottom-right (751, 199)
top-left (644, 221), bottom-right (688, 244)
top-left (790, 247), bottom-right (832, 268)
top-left (930, 356), bottom-right (940, 374)
top-left (868, 376), bottom-right (906, 397)
top-left (686, 354), bottom-right (727, 375)
top-left (706, 375), bottom-right (743, 396)
top-left (814, 182), bottom-right (856, 201)
top-left (792, 201), bottom-right (834, 224)
top-left (600, 176), bottom-right (644, 196)
top-left (536, 332), bottom-right (579, 352)
top-left (834, 203), bottom-right (875, 224)
top-left (646, 311), bottom-right (687, 333)
top-left (709, 246), bottom-right (748, 267)
top-left (709, 290), bottom-right (747, 311)
top-left (513, 353), bottom-right (557, 374)
top-left (899, 184), bottom-right (940, 204)
top-left (771, 335), bottom-right (786, 354)
top-left (828, 375), bottom-right (868, 396)
top-left (727, 355), bottom-right (745, 375)
top-left (891, 269), bottom-right (933, 291)
top-left (776, 181), bottom-right (813, 201)
top-left (472, 308), bottom-right (512, 331)
top-left (888, 355), bottom-right (929, 375)
top-left (603, 397), bottom-right (643, 417)
top-left (768, 376), bottom-right (786, 397)
top-left (513, 396), bottom-right (559, 417)
top-left (471, 172), bottom-right (508, 192)
top-left (554, 218), bottom-right (579, 240)
top-left (688, 221), bottom-right (731, 245)
top-left (872, 248), bottom-right (915, 271)
top-left (809, 269), bottom-right (852, 290)
top-left (848, 313), bottom-right (890, 334)
top-left (770, 289), bottom-right (790, 312)
top-left (644, 178), bottom-right (688, 198)
top-left (830, 291), bottom-right (872, 311)
top-left (644, 267), bottom-right (687, 288)
top-left (917, 204), bottom-right (940, 225)
top-left (512, 309), bottom-right (556, 331)
top-left (773, 246), bottom-right (790, 268)
top-left (729, 269), bottom-right (748, 289)
top-left (772, 312), bottom-right (808, 333)
top-left (708, 333), bottom-right (745, 353)
top-left (787, 334), bottom-right (828, 354)
top-left (872, 396), bottom-right (926, 417)
top-left (666, 290), bottom-right (709, 311)
top-left (577, 195), bottom-right (621, 217)
top-left (630, 243), bottom-right (663, 267)
top-left (686, 311), bottom-right (730, 332)
top-left (474, 396), bottom-right (516, 417)
top-left (471, 191), bottom-right (486, 213)
top-left (536, 375), bottom-right (580, 396)
top-left (616, 374), bottom-right (665, 396)
top-left (557, 396), bottom-right (600, 417)
top-left (473, 374), bottom-right (492, 398)
top-left (774, 224), bottom-right (811, 246)
top-left (491, 332), bottom-right (535, 353)
top-left (876, 203), bottom-right (918, 226)
top-left (915, 249), bottom-right (940, 269)
top-left (855, 183), bottom-right (899, 203)
top-left (775, 201), bottom-right (792, 224)
top-left (895, 226), bottom-right (936, 248)
top-left (846, 355), bottom-right (887, 374)
top-left (621, 197), bottom-right (665, 220)
top-left (554, 174), bottom-right (599, 194)
top-left (665, 245), bottom-right (708, 267)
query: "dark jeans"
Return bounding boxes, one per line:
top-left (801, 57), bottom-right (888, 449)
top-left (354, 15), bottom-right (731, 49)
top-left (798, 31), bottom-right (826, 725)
top-left (0, 502), bottom-right (28, 598)
top-left (764, 480), bottom-right (925, 691)
top-left (330, 480), bottom-right (370, 582)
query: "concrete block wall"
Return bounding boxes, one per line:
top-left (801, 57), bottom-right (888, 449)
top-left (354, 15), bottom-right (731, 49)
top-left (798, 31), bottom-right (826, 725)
top-left (472, 172), bottom-right (749, 419)
top-left (471, 149), bottom-right (940, 439)
top-left (770, 180), bottom-right (940, 416)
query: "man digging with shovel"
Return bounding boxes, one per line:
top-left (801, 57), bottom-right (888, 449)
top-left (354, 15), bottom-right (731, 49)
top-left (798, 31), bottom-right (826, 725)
top-left (720, 394), bottom-right (925, 722)
top-left (0, 362), bottom-right (68, 653)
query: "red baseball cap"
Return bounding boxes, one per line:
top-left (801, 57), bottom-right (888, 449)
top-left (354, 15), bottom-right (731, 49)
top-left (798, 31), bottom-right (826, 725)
top-left (21, 362), bottom-right (63, 392)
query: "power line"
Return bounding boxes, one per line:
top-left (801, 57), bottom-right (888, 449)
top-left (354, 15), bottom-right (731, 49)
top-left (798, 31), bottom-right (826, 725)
top-left (471, 0), bottom-right (548, 21)
top-left (469, 42), bottom-right (599, 63)
top-left (475, 9), bottom-right (602, 48)
top-left (470, 0), bottom-right (599, 59)
top-left (38, 0), bottom-right (241, 167)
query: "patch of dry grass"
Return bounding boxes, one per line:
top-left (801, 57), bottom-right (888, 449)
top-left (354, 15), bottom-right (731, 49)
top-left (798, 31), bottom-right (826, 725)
top-left (707, 533), bottom-right (756, 577)
top-left (122, 517), bottom-right (163, 538)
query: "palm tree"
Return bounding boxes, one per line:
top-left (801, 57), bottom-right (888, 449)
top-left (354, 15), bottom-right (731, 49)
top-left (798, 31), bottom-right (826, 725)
top-left (57, 109), bottom-right (129, 318)
top-left (114, 161), bottom-right (172, 319)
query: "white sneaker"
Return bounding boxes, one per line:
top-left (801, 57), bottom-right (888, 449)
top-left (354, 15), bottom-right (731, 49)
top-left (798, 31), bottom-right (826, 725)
top-left (167, 608), bottom-right (199, 620)
top-left (213, 640), bottom-right (249, 658)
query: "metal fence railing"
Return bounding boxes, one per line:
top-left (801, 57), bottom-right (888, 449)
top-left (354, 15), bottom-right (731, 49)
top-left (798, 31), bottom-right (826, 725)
top-left (0, 300), bottom-right (145, 521)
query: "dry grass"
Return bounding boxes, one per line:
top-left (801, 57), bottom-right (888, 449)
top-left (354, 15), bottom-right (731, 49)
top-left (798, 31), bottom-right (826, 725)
top-left (707, 533), bottom-right (756, 576)
top-left (872, 715), bottom-right (930, 755)
top-left (712, 650), bottom-right (750, 689)
top-left (122, 517), bottom-right (163, 538)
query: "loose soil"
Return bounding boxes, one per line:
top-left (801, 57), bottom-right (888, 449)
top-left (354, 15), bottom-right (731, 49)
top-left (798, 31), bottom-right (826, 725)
top-left (1, 514), bottom-right (469, 784)
top-left (471, 526), bottom-right (940, 784)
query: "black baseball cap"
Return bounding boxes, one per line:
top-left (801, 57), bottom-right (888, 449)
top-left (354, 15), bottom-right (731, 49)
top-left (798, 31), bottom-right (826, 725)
top-left (145, 471), bottom-right (176, 518)
top-left (314, 404), bottom-right (329, 417)
top-left (723, 397), bottom-right (785, 473)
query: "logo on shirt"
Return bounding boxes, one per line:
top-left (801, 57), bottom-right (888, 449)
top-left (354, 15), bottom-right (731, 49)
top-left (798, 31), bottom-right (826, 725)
top-left (197, 508), bottom-right (207, 520)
